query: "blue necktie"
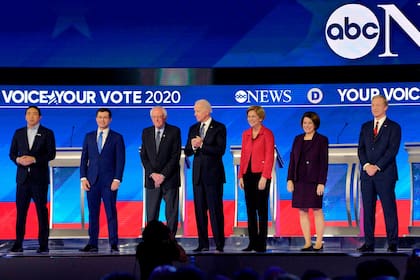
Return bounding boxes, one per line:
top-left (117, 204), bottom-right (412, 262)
top-left (98, 131), bottom-right (103, 153)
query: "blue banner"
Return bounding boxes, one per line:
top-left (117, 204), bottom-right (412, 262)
top-left (0, 1), bottom-right (419, 67)
top-left (0, 82), bottom-right (418, 223)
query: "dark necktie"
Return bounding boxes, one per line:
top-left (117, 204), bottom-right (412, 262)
top-left (98, 131), bottom-right (103, 153)
top-left (156, 130), bottom-right (161, 152)
top-left (200, 123), bottom-right (205, 138)
top-left (373, 121), bottom-right (379, 137)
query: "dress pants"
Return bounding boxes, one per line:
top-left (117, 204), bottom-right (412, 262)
top-left (361, 178), bottom-right (398, 246)
top-left (15, 177), bottom-right (49, 249)
top-left (146, 186), bottom-right (179, 235)
top-left (86, 177), bottom-right (118, 246)
top-left (243, 172), bottom-right (270, 250)
top-left (193, 180), bottom-right (225, 249)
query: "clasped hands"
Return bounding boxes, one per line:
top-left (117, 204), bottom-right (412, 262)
top-left (191, 136), bottom-right (203, 149)
top-left (151, 173), bottom-right (165, 188)
top-left (16, 155), bottom-right (36, 166)
top-left (365, 164), bottom-right (380, 176)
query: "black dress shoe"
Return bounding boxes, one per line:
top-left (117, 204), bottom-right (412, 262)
top-left (313, 245), bottom-right (323, 252)
top-left (215, 247), bottom-right (224, 253)
top-left (242, 246), bottom-right (254, 252)
top-left (301, 245), bottom-right (313, 251)
top-left (387, 244), bottom-right (397, 252)
top-left (10, 244), bottom-right (23, 253)
top-left (37, 247), bottom-right (49, 254)
top-left (111, 245), bottom-right (119, 252)
top-left (357, 244), bottom-right (374, 252)
top-left (192, 246), bottom-right (209, 252)
top-left (79, 244), bottom-right (98, 252)
top-left (255, 247), bottom-right (267, 253)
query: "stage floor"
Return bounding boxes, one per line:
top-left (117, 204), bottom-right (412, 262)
top-left (0, 237), bottom-right (418, 280)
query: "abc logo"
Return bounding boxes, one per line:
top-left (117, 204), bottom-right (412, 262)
top-left (325, 4), bottom-right (380, 59)
top-left (235, 90), bottom-right (248, 103)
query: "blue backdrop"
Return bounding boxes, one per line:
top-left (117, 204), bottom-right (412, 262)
top-left (0, 0), bottom-right (418, 67)
top-left (1, 83), bottom-right (419, 224)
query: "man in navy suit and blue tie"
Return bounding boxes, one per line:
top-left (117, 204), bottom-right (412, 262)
top-left (9, 106), bottom-right (56, 253)
top-left (79, 108), bottom-right (126, 253)
top-left (185, 99), bottom-right (226, 253)
top-left (357, 95), bottom-right (401, 253)
top-left (140, 106), bottom-right (181, 237)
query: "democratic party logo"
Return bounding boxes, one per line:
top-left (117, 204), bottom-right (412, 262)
top-left (307, 88), bottom-right (323, 104)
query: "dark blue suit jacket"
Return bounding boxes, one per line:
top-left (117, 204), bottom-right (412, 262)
top-left (184, 119), bottom-right (226, 186)
top-left (287, 132), bottom-right (329, 184)
top-left (80, 129), bottom-right (125, 186)
top-left (9, 125), bottom-right (56, 186)
top-left (140, 123), bottom-right (181, 189)
top-left (358, 117), bottom-right (401, 182)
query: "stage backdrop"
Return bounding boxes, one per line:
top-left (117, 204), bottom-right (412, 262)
top-left (0, 82), bottom-right (419, 238)
top-left (0, 1), bottom-right (418, 67)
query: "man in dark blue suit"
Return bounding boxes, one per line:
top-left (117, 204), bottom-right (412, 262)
top-left (79, 108), bottom-right (125, 253)
top-left (140, 106), bottom-right (181, 236)
top-left (9, 106), bottom-right (56, 253)
top-left (357, 95), bottom-right (401, 253)
top-left (185, 99), bottom-right (226, 252)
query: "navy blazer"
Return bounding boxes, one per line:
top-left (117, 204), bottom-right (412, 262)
top-left (184, 119), bottom-right (226, 186)
top-left (287, 132), bottom-right (329, 184)
top-left (140, 123), bottom-right (181, 189)
top-left (358, 117), bottom-right (401, 181)
top-left (80, 129), bottom-right (125, 186)
top-left (9, 125), bottom-right (56, 185)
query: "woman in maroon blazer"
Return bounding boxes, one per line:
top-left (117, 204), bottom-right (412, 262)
top-left (238, 106), bottom-right (275, 252)
top-left (287, 111), bottom-right (329, 251)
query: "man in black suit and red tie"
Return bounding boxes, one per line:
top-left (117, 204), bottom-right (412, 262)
top-left (140, 106), bottom-right (181, 237)
top-left (357, 95), bottom-right (401, 253)
top-left (9, 106), bottom-right (56, 253)
top-left (185, 99), bottom-right (226, 253)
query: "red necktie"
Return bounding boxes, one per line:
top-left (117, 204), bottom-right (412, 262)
top-left (373, 121), bottom-right (379, 137)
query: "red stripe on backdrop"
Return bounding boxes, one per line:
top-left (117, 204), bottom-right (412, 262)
top-left (276, 200), bottom-right (410, 237)
top-left (0, 200), bottom-right (411, 239)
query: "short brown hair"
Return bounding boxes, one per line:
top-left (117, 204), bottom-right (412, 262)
top-left (247, 105), bottom-right (265, 121)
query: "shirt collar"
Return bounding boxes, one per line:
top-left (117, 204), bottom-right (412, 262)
top-left (202, 117), bottom-right (212, 127)
top-left (155, 125), bottom-right (165, 133)
top-left (374, 116), bottom-right (386, 127)
top-left (97, 127), bottom-right (110, 135)
top-left (27, 124), bottom-right (40, 131)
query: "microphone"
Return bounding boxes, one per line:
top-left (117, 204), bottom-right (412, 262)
top-left (70, 125), bottom-right (75, 147)
top-left (336, 122), bottom-right (348, 144)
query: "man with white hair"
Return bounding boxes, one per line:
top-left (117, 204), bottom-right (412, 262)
top-left (185, 99), bottom-right (227, 253)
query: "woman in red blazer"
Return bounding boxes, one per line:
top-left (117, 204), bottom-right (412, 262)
top-left (238, 106), bottom-right (275, 252)
top-left (287, 111), bottom-right (329, 251)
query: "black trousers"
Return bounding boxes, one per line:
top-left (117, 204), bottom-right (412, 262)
top-left (243, 172), bottom-right (271, 250)
top-left (146, 186), bottom-right (179, 236)
top-left (15, 178), bottom-right (49, 248)
top-left (193, 180), bottom-right (225, 249)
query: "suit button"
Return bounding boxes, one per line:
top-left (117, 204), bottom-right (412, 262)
top-left (306, 161), bottom-right (310, 164)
